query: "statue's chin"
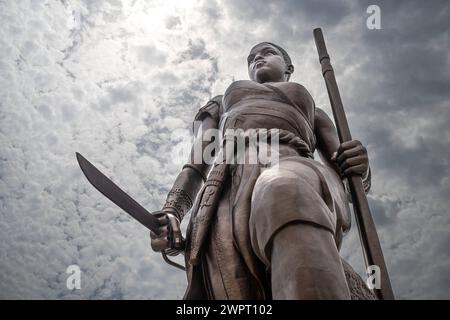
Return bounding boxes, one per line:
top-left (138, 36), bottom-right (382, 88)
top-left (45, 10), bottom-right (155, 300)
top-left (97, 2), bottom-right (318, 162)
top-left (254, 68), bottom-right (283, 83)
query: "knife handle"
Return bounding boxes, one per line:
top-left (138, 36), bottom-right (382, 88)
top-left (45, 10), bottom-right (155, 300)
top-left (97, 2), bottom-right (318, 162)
top-left (166, 213), bottom-right (185, 250)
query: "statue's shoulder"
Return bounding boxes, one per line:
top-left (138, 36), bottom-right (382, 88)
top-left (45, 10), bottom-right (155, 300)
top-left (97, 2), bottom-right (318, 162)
top-left (193, 95), bottom-right (224, 124)
top-left (277, 81), bottom-right (311, 96)
top-left (278, 82), bottom-right (315, 107)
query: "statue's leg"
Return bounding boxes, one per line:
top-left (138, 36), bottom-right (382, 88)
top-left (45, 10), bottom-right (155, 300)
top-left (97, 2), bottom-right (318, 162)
top-left (270, 222), bottom-right (350, 299)
top-left (249, 162), bottom-right (350, 299)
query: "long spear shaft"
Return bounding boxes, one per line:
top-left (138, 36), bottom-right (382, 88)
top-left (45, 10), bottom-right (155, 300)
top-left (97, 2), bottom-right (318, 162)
top-left (313, 28), bottom-right (394, 300)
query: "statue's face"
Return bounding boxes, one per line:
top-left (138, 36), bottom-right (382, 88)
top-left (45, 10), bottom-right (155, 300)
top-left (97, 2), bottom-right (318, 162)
top-left (247, 43), bottom-right (288, 83)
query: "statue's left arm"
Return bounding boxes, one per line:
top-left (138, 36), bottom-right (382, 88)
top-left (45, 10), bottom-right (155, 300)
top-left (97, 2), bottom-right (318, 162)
top-left (314, 107), bottom-right (371, 193)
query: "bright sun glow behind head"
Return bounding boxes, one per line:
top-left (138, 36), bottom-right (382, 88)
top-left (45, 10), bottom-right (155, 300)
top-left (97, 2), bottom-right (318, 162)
top-left (121, 0), bottom-right (199, 39)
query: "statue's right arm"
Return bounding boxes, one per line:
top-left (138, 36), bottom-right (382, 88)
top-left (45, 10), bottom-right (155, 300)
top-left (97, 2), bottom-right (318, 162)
top-left (160, 114), bottom-right (218, 222)
top-left (150, 97), bottom-right (222, 255)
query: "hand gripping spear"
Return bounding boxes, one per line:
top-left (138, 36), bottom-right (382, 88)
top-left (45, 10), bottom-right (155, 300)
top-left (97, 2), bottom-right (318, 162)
top-left (313, 28), bottom-right (394, 300)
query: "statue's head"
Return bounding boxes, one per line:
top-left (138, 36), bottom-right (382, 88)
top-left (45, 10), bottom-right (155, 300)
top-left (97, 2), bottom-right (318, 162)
top-left (247, 42), bottom-right (294, 83)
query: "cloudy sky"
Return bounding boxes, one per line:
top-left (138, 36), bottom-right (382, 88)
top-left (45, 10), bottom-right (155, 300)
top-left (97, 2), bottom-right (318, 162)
top-left (0, 0), bottom-right (449, 299)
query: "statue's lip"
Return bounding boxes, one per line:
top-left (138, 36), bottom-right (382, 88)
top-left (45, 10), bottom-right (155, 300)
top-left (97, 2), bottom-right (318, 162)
top-left (254, 60), bottom-right (266, 69)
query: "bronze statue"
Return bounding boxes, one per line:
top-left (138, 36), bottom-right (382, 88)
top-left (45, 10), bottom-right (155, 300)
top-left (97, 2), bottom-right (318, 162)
top-left (150, 40), bottom-right (376, 300)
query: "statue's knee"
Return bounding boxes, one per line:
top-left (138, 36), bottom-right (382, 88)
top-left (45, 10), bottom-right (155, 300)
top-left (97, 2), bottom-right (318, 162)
top-left (252, 171), bottom-right (317, 220)
top-left (250, 167), bottom-right (336, 262)
top-left (252, 168), bottom-right (296, 206)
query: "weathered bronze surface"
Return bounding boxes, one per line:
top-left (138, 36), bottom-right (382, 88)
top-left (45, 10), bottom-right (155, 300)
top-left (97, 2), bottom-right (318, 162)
top-left (150, 38), bottom-right (378, 300)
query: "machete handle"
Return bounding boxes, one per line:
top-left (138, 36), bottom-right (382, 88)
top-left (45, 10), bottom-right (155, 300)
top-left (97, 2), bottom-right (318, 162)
top-left (152, 210), bottom-right (184, 250)
top-left (166, 213), bottom-right (185, 250)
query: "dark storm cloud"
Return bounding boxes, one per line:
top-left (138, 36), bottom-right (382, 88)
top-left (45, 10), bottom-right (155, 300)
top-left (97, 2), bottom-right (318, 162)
top-left (226, 0), bottom-right (351, 27)
top-left (225, 0), bottom-right (353, 43)
top-left (340, 1), bottom-right (450, 193)
top-left (338, 1), bottom-right (450, 299)
top-left (351, 1), bottom-right (450, 113)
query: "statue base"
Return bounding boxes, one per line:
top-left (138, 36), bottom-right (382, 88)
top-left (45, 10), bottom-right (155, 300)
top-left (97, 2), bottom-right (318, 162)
top-left (342, 258), bottom-right (378, 300)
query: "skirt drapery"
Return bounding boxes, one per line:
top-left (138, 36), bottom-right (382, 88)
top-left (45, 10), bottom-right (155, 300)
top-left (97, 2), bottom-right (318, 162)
top-left (183, 142), bottom-right (351, 300)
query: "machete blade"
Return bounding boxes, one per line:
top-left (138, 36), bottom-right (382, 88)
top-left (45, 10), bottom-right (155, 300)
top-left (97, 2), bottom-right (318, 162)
top-left (76, 152), bottom-right (160, 233)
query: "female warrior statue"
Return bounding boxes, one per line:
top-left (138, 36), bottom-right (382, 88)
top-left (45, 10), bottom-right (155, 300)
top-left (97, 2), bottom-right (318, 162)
top-left (150, 42), bottom-right (372, 299)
